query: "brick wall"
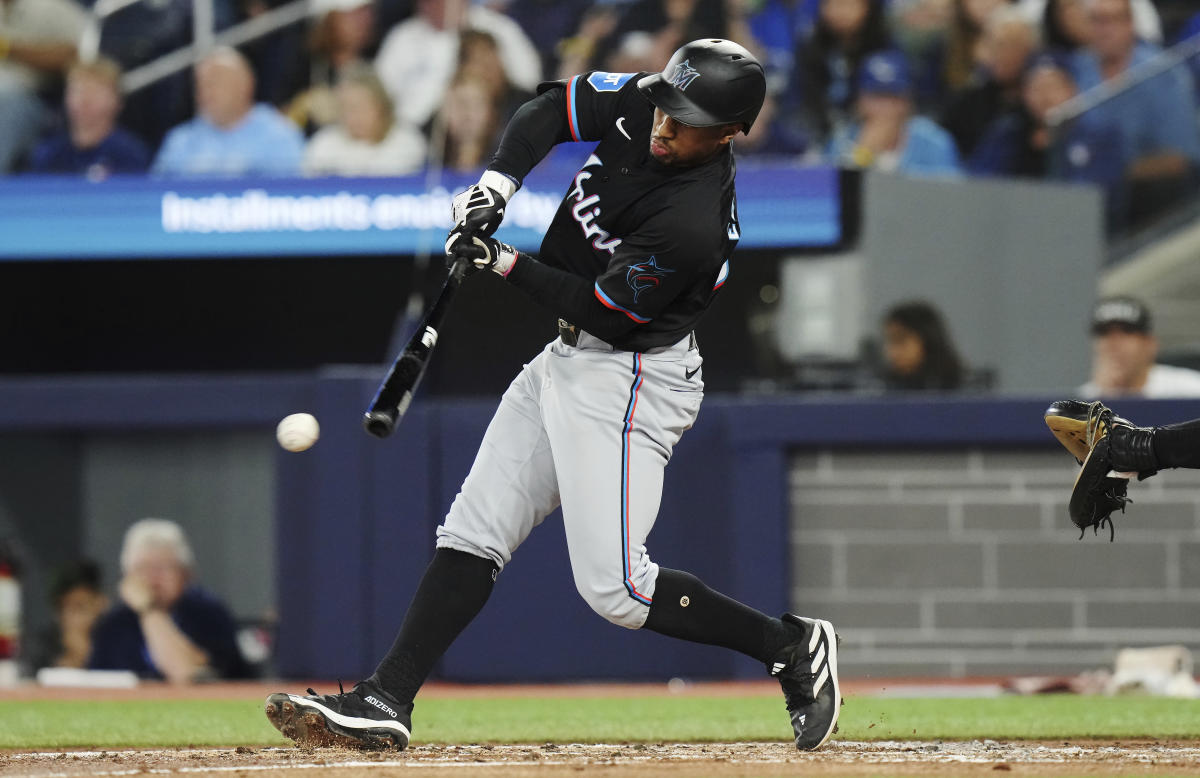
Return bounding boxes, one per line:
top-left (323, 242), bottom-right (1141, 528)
top-left (789, 448), bottom-right (1200, 678)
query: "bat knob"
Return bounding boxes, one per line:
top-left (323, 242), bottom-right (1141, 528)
top-left (363, 409), bottom-right (398, 439)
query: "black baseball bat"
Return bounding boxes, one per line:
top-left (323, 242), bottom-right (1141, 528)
top-left (363, 258), bottom-right (469, 438)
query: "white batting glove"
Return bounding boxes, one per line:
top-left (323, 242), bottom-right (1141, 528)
top-left (451, 170), bottom-right (518, 238)
top-left (444, 228), bottom-right (518, 276)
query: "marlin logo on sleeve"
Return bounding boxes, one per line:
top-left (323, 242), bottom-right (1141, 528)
top-left (667, 60), bottom-right (701, 91)
top-left (626, 257), bottom-right (673, 302)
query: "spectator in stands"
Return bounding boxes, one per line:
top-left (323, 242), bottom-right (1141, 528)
top-left (1017, 0), bottom-right (1160, 46)
top-left (303, 62), bottom-right (425, 176)
top-left (879, 300), bottom-right (965, 391)
top-left (827, 49), bottom-right (962, 176)
top-left (455, 29), bottom-right (531, 126)
top-left (30, 559), bottom-right (108, 672)
top-left (969, 51), bottom-right (1122, 187)
top-left (435, 73), bottom-right (502, 172)
top-left (0, 0), bottom-right (89, 173)
top-left (374, 0), bottom-right (541, 132)
top-left (787, 0), bottom-right (892, 147)
top-left (942, 0), bottom-right (1012, 93)
top-left (1079, 297), bottom-right (1200, 398)
top-left (888, 0), bottom-right (954, 108)
top-left (88, 518), bottom-right (249, 682)
top-left (77, 0), bottom-right (241, 147)
top-left (1072, 0), bottom-right (1200, 226)
top-left (29, 58), bottom-right (150, 179)
top-left (151, 47), bottom-right (305, 177)
top-left (940, 6), bottom-right (1038, 157)
top-left (1033, 0), bottom-right (1092, 51)
top-left (284, 0), bottom-right (378, 136)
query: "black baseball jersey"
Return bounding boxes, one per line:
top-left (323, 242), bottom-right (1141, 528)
top-left (495, 71), bottom-right (742, 353)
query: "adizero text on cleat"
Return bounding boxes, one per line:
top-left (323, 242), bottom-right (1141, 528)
top-left (264, 680), bottom-right (411, 750)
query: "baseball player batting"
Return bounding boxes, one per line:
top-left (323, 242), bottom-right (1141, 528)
top-left (266, 39), bottom-right (840, 752)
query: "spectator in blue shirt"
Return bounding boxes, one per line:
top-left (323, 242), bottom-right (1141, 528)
top-left (1071, 0), bottom-right (1200, 223)
top-left (30, 58), bottom-right (150, 179)
top-left (827, 49), bottom-right (962, 177)
top-left (970, 51), bottom-right (1123, 185)
top-left (152, 47), bottom-right (305, 177)
top-left (88, 518), bottom-right (249, 682)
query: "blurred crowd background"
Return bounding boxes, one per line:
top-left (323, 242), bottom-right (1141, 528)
top-left (4, 0), bottom-right (1200, 235)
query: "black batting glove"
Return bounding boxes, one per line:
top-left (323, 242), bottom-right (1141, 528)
top-left (444, 227), bottom-right (518, 276)
top-left (451, 170), bottom-right (517, 238)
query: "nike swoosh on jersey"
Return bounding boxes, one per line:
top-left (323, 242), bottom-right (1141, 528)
top-left (685, 366), bottom-right (700, 380)
top-left (616, 116), bottom-right (630, 140)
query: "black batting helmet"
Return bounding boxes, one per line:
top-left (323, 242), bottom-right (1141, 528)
top-left (637, 39), bottom-right (766, 134)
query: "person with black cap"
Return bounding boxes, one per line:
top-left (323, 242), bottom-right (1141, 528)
top-left (266, 39), bottom-right (841, 754)
top-left (1079, 296), bottom-right (1200, 398)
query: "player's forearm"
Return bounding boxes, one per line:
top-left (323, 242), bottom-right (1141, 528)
top-left (139, 610), bottom-right (210, 684)
top-left (488, 89), bottom-right (573, 185)
top-left (505, 254), bottom-right (637, 341)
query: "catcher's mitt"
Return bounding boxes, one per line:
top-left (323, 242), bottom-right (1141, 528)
top-left (1068, 436), bottom-right (1131, 541)
top-left (1043, 399), bottom-right (1129, 464)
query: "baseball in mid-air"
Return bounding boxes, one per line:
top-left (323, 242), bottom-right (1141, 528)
top-left (276, 413), bottom-right (320, 452)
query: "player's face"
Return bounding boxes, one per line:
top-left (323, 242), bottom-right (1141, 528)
top-left (649, 109), bottom-right (738, 167)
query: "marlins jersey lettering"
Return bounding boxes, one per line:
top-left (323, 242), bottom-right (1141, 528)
top-left (536, 71), bottom-right (740, 352)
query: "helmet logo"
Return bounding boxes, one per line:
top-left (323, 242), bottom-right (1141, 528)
top-left (667, 59), bottom-right (701, 91)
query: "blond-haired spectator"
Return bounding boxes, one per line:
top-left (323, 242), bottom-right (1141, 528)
top-left (88, 518), bottom-right (248, 683)
top-left (30, 58), bottom-right (149, 178)
top-left (303, 62), bottom-right (426, 176)
top-left (0, 0), bottom-right (89, 172)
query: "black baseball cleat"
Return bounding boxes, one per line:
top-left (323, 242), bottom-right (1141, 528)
top-left (265, 680), bottom-right (411, 750)
top-left (768, 613), bottom-right (841, 751)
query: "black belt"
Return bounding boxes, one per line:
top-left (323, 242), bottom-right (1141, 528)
top-left (558, 319), bottom-right (696, 351)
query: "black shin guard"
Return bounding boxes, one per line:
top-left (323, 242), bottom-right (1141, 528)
top-left (642, 568), bottom-right (792, 663)
top-left (369, 548), bottom-right (498, 704)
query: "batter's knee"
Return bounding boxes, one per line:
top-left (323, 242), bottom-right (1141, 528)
top-left (573, 576), bottom-right (650, 629)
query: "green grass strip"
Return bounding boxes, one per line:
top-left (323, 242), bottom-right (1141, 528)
top-left (1, 696), bottom-right (1197, 750)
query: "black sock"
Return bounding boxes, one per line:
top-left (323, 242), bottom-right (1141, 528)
top-left (1152, 419), bottom-right (1200, 469)
top-left (641, 568), bottom-right (793, 664)
top-left (368, 548), bottom-right (498, 704)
